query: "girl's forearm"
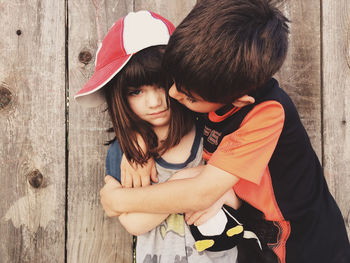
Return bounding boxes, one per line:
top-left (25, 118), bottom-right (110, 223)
top-left (119, 212), bottom-right (168, 236)
top-left (102, 164), bottom-right (239, 216)
top-left (114, 166), bottom-right (238, 214)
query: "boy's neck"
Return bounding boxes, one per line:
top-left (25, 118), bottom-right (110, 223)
top-left (215, 104), bottom-right (235, 116)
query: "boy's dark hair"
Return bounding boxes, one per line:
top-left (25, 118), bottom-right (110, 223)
top-left (104, 45), bottom-right (194, 165)
top-left (163, 0), bottom-right (289, 103)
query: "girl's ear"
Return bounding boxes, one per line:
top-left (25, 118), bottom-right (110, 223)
top-left (232, 95), bottom-right (255, 107)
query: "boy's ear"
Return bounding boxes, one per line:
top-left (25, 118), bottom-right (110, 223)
top-left (232, 95), bottom-right (255, 107)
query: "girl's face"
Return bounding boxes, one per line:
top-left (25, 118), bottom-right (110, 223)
top-left (127, 85), bottom-right (170, 128)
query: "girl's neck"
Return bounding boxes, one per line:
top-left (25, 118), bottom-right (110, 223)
top-left (154, 125), bottom-right (170, 143)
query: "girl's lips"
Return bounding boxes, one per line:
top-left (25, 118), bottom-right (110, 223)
top-left (149, 109), bottom-right (168, 116)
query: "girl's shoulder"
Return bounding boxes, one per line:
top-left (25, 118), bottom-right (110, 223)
top-left (105, 139), bottom-right (123, 182)
top-left (158, 124), bottom-right (202, 167)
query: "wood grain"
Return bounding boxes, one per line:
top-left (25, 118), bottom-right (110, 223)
top-left (0, 0), bottom-right (66, 262)
top-left (1, 1), bottom-right (349, 262)
top-left (135, 0), bottom-right (197, 26)
top-left (67, 1), bottom-right (133, 262)
top-left (322, 0), bottom-right (350, 236)
top-left (275, 0), bottom-right (322, 159)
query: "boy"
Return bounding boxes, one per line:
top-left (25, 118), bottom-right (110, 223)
top-left (100, 0), bottom-right (350, 262)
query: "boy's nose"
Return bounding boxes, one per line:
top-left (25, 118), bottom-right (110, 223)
top-left (169, 84), bottom-right (183, 101)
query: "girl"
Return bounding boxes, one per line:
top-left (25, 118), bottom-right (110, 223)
top-left (75, 11), bottom-right (252, 263)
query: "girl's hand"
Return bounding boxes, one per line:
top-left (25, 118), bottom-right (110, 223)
top-left (185, 188), bottom-right (241, 226)
top-left (120, 155), bottom-right (158, 188)
top-left (100, 175), bottom-right (123, 217)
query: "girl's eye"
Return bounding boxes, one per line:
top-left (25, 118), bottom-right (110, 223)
top-left (128, 89), bottom-right (141, 96)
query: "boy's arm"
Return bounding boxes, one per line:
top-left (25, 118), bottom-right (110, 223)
top-left (121, 134), bottom-right (157, 188)
top-left (120, 155), bottom-right (157, 187)
top-left (101, 102), bottom-right (284, 217)
top-left (101, 164), bottom-right (239, 216)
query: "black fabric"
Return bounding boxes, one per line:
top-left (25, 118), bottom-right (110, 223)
top-left (201, 78), bottom-right (350, 263)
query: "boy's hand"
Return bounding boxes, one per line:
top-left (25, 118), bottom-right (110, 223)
top-left (185, 188), bottom-right (241, 226)
top-left (120, 155), bottom-right (158, 187)
top-left (100, 175), bottom-right (123, 217)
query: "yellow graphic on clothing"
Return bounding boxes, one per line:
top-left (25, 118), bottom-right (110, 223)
top-left (194, 225), bottom-right (244, 252)
top-left (195, 240), bottom-right (215, 252)
top-left (227, 225), bottom-right (244, 237)
top-left (160, 214), bottom-right (185, 238)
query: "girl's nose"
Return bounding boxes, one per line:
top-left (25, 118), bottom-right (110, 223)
top-left (147, 89), bottom-right (163, 107)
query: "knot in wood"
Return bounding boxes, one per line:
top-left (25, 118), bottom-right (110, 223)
top-left (0, 84), bottom-right (13, 110)
top-left (78, 50), bottom-right (93, 64)
top-left (27, 169), bottom-right (44, 188)
top-left (16, 30), bottom-right (22, 36)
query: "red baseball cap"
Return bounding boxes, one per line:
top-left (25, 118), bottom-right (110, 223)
top-left (74, 10), bottom-right (175, 107)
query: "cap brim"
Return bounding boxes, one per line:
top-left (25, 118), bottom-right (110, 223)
top-left (74, 54), bottom-right (133, 108)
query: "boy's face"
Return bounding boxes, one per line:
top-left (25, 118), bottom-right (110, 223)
top-left (169, 84), bottom-right (225, 113)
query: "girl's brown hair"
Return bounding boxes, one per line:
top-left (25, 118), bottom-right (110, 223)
top-left (104, 45), bottom-right (194, 165)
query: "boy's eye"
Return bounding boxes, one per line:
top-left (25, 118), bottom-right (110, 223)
top-left (186, 96), bottom-right (197, 103)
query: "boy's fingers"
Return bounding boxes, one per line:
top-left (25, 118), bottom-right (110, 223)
top-left (121, 158), bottom-right (126, 186)
top-left (124, 173), bottom-right (132, 188)
top-left (150, 164), bottom-right (158, 183)
top-left (132, 174), bottom-right (142, 188)
top-left (121, 168), bottom-right (126, 187)
top-left (141, 174), bottom-right (151, 186)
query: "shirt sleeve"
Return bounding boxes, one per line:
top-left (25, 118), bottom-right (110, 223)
top-left (105, 140), bottom-right (123, 183)
top-left (208, 101), bottom-right (285, 185)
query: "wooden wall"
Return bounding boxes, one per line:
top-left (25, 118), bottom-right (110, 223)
top-left (0, 0), bottom-right (348, 262)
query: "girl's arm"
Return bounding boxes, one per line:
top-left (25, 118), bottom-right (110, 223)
top-left (118, 212), bottom-right (168, 236)
top-left (114, 166), bottom-right (211, 235)
top-left (115, 166), bottom-right (205, 235)
top-left (184, 188), bottom-right (240, 226)
top-left (100, 164), bottom-right (239, 217)
top-left (104, 175), bottom-right (168, 236)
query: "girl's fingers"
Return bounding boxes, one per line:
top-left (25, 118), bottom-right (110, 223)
top-left (185, 211), bottom-right (194, 222)
top-left (104, 175), bottom-right (114, 184)
top-left (186, 211), bottom-right (205, 225)
top-left (194, 212), bottom-right (212, 226)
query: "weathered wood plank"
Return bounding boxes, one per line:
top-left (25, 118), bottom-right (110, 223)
top-left (322, 0), bottom-right (350, 236)
top-left (67, 1), bottom-right (134, 262)
top-left (0, 0), bottom-right (66, 262)
top-left (275, 0), bottom-right (322, 159)
top-left (135, 0), bottom-right (197, 26)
